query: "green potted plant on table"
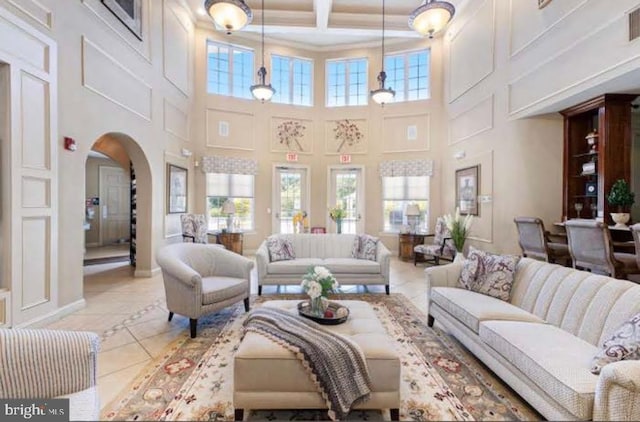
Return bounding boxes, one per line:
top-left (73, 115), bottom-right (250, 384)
top-left (443, 207), bottom-right (474, 261)
top-left (607, 179), bottom-right (635, 228)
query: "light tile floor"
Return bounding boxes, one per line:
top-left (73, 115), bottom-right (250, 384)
top-left (44, 256), bottom-right (431, 411)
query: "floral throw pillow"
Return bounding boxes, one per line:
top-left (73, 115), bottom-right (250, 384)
top-left (351, 234), bottom-right (379, 261)
top-left (591, 312), bottom-right (640, 375)
top-left (472, 250), bottom-right (520, 302)
top-left (266, 236), bottom-right (296, 262)
top-left (458, 246), bottom-right (484, 290)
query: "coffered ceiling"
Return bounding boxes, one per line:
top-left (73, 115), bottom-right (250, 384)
top-left (187, 0), bottom-right (465, 49)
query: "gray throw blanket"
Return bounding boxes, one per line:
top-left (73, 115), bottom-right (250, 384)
top-left (243, 307), bottom-right (372, 420)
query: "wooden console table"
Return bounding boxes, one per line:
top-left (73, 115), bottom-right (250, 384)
top-left (399, 233), bottom-right (426, 262)
top-left (212, 232), bottom-right (244, 255)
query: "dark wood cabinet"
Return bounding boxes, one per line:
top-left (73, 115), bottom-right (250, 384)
top-left (216, 232), bottom-right (243, 255)
top-left (398, 233), bottom-right (426, 261)
top-left (561, 94), bottom-right (637, 223)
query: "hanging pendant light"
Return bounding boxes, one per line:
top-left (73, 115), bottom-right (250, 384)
top-left (250, 0), bottom-right (275, 102)
top-left (408, 0), bottom-right (455, 38)
top-left (371, 0), bottom-right (395, 106)
top-left (204, 0), bottom-right (253, 34)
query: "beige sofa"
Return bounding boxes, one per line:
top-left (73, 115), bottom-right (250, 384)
top-left (256, 234), bottom-right (391, 295)
top-left (425, 257), bottom-right (640, 421)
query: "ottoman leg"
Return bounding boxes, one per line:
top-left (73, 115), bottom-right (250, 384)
top-left (189, 319), bottom-right (197, 338)
top-left (385, 284), bottom-right (390, 295)
top-left (243, 297), bottom-right (250, 312)
top-left (234, 408), bottom-right (244, 421)
top-left (258, 285), bottom-right (262, 296)
top-left (390, 408), bottom-right (400, 421)
top-left (168, 311), bottom-right (174, 321)
top-left (427, 314), bottom-right (434, 327)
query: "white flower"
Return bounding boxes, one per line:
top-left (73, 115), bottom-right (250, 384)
top-left (314, 266), bottom-right (332, 280)
top-left (306, 280), bottom-right (322, 299)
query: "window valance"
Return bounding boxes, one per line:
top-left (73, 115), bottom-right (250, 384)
top-left (201, 156), bottom-right (258, 175)
top-left (379, 159), bottom-right (433, 177)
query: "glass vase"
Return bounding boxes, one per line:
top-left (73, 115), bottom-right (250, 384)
top-left (336, 219), bottom-right (342, 234)
top-left (310, 296), bottom-right (327, 316)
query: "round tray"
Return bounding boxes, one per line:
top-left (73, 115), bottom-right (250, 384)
top-left (297, 301), bottom-right (349, 325)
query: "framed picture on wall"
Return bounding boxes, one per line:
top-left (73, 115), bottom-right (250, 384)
top-left (167, 164), bottom-right (187, 214)
top-left (455, 165), bottom-right (480, 216)
top-left (101, 0), bottom-right (143, 40)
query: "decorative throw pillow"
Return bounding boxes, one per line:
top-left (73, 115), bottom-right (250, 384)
top-left (359, 235), bottom-right (379, 261)
top-left (351, 236), bottom-right (361, 259)
top-left (266, 236), bottom-right (296, 262)
top-left (461, 246), bottom-right (521, 302)
top-left (458, 247), bottom-right (484, 290)
top-left (591, 312), bottom-right (640, 374)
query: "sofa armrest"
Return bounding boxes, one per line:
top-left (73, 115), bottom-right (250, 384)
top-left (594, 360), bottom-right (640, 421)
top-left (376, 241), bottom-right (391, 284)
top-left (424, 262), bottom-right (463, 291)
top-left (213, 248), bottom-right (254, 280)
top-left (256, 242), bottom-right (270, 284)
top-left (0, 329), bottom-right (100, 398)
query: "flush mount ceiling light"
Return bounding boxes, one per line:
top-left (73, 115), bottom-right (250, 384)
top-left (408, 0), bottom-right (455, 38)
top-left (204, 0), bottom-right (252, 34)
top-left (250, 0), bottom-right (275, 102)
top-left (370, 0), bottom-right (395, 106)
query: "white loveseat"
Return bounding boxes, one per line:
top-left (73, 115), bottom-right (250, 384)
top-left (425, 257), bottom-right (640, 421)
top-left (256, 234), bottom-right (391, 295)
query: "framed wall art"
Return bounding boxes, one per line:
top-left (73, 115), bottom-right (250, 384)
top-left (455, 165), bottom-right (480, 216)
top-left (167, 164), bottom-right (187, 214)
top-left (102, 0), bottom-right (143, 40)
top-left (271, 117), bottom-right (313, 154)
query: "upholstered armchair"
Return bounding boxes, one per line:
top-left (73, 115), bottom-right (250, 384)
top-left (0, 329), bottom-right (100, 421)
top-left (514, 217), bottom-right (570, 265)
top-left (156, 243), bottom-right (253, 338)
top-left (565, 220), bottom-right (640, 279)
top-left (413, 217), bottom-right (456, 266)
top-left (180, 214), bottom-right (208, 243)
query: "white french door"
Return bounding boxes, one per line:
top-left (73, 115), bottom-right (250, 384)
top-left (272, 165), bottom-right (310, 234)
top-left (328, 166), bottom-right (365, 234)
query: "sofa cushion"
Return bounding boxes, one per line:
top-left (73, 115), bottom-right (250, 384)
top-left (479, 320), bottom-right (599, 420)
top-left (201, 276), bottom-right (248, 304)
top-left (430, 287), bottom-right (545, 333)
top-left (591, 311), bottom-right (640, 374)
top-left (459, 247), bottom-right (482, 289)
top-left (267, 258), bottom-right (324, 274)
top-left (267, 236), bottom-right (296, 262)
top-left (57, 386), bottom-right (100, 421)
top-left (322, 258), bottom-right (381, 274)
top-left (464, 247), bottom-right (521, 301)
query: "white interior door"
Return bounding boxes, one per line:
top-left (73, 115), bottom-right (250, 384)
top-left (328, 166), bottom-right (365, 234)
top-left (273, 165), bottom-right (309, 234)
top-left (99, 166), bottom-right (130, 245)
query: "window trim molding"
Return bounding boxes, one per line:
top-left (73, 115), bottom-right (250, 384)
top-left (206, 38), bottom-right (255, 100)
top-left (384, 47), bottom-right (431, 103)
top-left (270, 53), bottom-right (314, 106)
top-left (325, 56), bottom-right (369, 107)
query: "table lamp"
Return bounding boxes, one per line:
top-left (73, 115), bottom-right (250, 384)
top-left (405, 203), bottom-right (421, 233)
top-left (221, 199), bottom-right (236, 231)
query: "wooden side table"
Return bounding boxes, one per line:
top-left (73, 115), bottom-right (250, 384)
top-left (398, 233), bottom-right (426, 262)
top-left (215, 232), bottom-right (244, 255)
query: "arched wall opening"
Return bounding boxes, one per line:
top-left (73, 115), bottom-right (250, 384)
top-left (86, 132), bottom-right (153, 276)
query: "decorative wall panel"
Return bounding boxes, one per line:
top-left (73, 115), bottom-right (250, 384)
top-left (0, 12), bottom-right (48, 72)
top-left (21, 217), bottom-right (50, 310)
top-left (7, 0), bottom-right (52, 29)
top-left (163, 98), bottom-right (189, 141)
top-left (382, 113), bottom-right (430, 153)
top-left (270, 117), bottom-right (313, 154)
top-left (205, 108), bottom-right (255, 151)
top-left (20, 72), bottom-right (49, 170)
top-left (325, 119), bottom-right (368, 155)
top-left (21, 177), bottom-right (50, 208)
top-left (163, 0), bottom-right (191, 95)
top-left (449, 96), bottom-right (494, 144)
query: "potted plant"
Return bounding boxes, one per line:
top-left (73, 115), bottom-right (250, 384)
top-left (607, 179), bottom-right (635, 228)
top-left (443, 207), bottom-right (474, 260)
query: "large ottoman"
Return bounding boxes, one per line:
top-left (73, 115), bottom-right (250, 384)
top-left (233, 300), bottom-right (401, 421)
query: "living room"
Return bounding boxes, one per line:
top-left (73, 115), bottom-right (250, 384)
top-left (1, 0), bottom-right (640, 421)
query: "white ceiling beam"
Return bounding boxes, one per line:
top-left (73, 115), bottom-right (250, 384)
top-left (314, 0), bottom-right (332, 30)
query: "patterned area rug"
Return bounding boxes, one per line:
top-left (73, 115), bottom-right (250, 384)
top-left (102, 294), bottom-right (541, 421)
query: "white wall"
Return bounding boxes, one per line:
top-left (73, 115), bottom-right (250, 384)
top-left (443, 0), bottom-right (640, 254)
top-left (0, 0), bottom-right (195, 325)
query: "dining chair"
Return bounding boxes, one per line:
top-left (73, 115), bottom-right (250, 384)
top-left (565, 220), bottom-right (640, 279)
top-left (513, 217), bottom-right (570, 265)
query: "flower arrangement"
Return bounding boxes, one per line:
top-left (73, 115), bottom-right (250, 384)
top-left (292, 210), bottom-right (308, 233)
top-left (443, 207), bottom-right (473, 253)
top-left (333, 119), bottom-right (363, 152)
top-left (301, 266), bottom-right (340, 316)
top-left (277, 120), bottom-right (306, 152)
top-left (329, 204), bottom-right (347, 222)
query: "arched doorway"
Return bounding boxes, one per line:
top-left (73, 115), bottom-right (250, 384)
top-left (85, 133), bottom-right (153, 276)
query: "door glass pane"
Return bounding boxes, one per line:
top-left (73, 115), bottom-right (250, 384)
top-left (279, 171), bottom-right (302, 233)
top-left (335, 172), bottom-right (358, 234)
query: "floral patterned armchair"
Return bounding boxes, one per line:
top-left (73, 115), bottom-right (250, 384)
top-left (180, 214), bottom-right (208, 244)
top-left (413, 217), bottom-right (456, 266)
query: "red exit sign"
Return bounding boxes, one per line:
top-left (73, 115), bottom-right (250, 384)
top-left (286, 152), bottom-right (298, 162)
top-left (340, 154), bottom-right (351, 164)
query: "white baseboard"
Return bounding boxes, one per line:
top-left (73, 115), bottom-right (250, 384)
top-left (134, 267), bottom-right (161, 278)
top-left (17, 299), bottom-right (87, 328)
